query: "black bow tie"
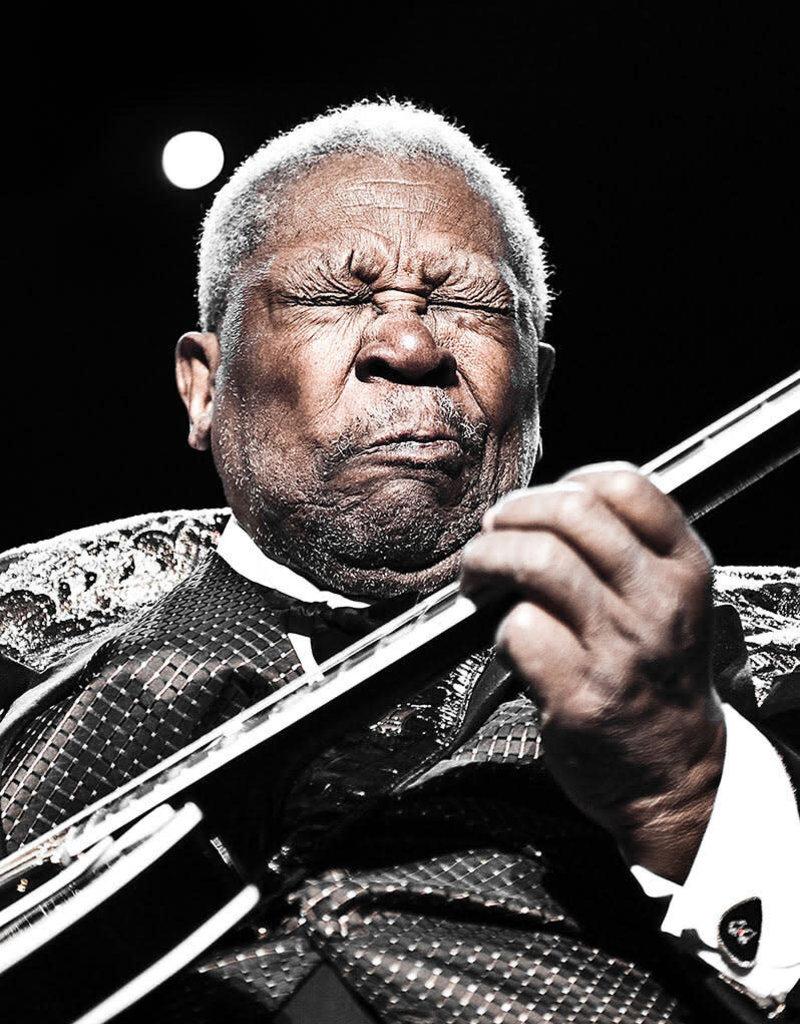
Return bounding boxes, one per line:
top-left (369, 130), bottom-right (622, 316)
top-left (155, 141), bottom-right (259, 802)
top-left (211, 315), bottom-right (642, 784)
top-left (280, 595), bottom-right (417, 665)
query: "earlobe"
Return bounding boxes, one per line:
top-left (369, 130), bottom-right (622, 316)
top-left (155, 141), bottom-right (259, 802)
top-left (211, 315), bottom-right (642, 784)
top-left (537, 342), bottom-right (556, 405)
top-left (175, 331), bottom-right (221, 452)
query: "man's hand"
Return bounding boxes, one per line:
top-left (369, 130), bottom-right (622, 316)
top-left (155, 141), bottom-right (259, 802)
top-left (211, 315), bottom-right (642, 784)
top-left (461, 463), bottom-right (726, 883)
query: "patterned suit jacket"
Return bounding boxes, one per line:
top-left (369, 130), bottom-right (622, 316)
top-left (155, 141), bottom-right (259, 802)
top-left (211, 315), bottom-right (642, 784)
top-left (0, 511), bottom-right (798, 1024)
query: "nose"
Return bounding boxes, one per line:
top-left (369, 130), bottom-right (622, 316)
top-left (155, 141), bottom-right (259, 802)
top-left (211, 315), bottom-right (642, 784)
top-left (355, 294), bottom-right (457, 387)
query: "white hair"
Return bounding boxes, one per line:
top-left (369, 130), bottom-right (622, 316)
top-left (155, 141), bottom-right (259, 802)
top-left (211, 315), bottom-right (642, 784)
top-left (197, 99), bottom-right (551, 338)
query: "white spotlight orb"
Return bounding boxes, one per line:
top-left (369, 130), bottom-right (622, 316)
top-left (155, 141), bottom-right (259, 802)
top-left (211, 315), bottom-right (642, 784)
top-left (162, 131), bottom-right (225, 190)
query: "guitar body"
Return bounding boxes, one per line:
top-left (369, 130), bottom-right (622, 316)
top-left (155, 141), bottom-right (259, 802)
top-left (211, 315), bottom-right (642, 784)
top-left (0, 604), bottom-right (502, 1024)
top-left (0, 802), bottom-right (258, 1023)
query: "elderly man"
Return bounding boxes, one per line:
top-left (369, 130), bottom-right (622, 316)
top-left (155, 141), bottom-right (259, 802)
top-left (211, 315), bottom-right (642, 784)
top-left (0, 102), bottom-right (798, 1023)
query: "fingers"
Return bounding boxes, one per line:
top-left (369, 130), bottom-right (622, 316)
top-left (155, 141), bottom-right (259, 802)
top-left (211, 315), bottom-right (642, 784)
top-left (563, 463), bottom-right (707, 563)
top-left (484, 481), bottom-right (658, 597)
top-left (494, 600), bottom-right (585, 697)
top-left (461, 528), bottom-right (619, 637)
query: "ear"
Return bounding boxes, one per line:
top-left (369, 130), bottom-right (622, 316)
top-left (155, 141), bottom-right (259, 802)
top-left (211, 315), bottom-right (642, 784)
top-left (537, 342), bottom-right (555, 405)
top-left (175, 331), bottom-right (221, 451)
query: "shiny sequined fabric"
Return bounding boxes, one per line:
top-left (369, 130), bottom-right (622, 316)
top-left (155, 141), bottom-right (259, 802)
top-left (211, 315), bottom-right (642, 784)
top-left (0, 553), bottom-right (307, 848)
top-left (0, 511), bottom-right (798, 1023)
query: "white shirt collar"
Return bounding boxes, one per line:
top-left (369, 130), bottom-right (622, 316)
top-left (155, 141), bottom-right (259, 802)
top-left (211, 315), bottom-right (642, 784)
top-left (216, 516), bottom-right (367, 609)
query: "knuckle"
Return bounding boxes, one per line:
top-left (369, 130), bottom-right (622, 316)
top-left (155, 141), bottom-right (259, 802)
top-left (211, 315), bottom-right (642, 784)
top-left (653, 589), bottom-right (685, 630)
top-left (672, 562), bottom-right (713, 611)
top-left (621, 539), bottom-right (651, 580)
top-left (480, 508), bottom-right (495, 532)
top-left (460, 535), bottom-right (490, 577)
top-left (499, 488), bottom-right (532, 505)
top-left (605, 469), bottom-right (649, 502)
top-left (497, 602), bottom-right (533, 646)
top-left (524, 533), bottom-right (559, 578)
top-left (489, 488), bottom-right (531, 521)
top-left (558, 685), bottom-right (618, 732)
top-left (495, 603), bottom-right (544, 674)
top-left (460, 536), bottom-right (479, 567)
top-left (686, 532), bottom-right (713, 573)
top-left (558, 487), bottom-right (595, 523)
top-left (566, 460), bottom-right (638, 482)
top-left (669, 542), bottom-right (712, 588)
top-left (645, 581), bottom-right (708, 650)
top-left (505, 601), bottom-right (539, 637)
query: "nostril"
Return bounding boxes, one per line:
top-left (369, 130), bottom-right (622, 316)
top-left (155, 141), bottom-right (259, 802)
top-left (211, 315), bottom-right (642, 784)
top-left (427, 349), bottom-right (458, 387)
top-left (355, 343), bottom-right (457, 387)
top-left (355, 316), bottom-right (458, 387)
top-left (357, 354), bottom-right (410, 385)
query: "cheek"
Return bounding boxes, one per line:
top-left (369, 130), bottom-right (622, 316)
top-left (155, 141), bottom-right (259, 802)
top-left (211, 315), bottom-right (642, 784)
top-left (436, 312), bottom-right (531, 426)
top-left (225, 310), bottom-right (364, 444)
top-left (294, 308), bottom-right (368, 381)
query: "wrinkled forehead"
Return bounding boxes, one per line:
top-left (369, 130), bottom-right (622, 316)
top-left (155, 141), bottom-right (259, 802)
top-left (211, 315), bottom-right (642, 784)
top-left (260, 153), bottom-right (509, 270)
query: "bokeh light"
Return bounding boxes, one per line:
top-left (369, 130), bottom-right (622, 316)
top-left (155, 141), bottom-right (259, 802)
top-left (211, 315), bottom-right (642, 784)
top-left (162, 131), bottom-right (225, 190)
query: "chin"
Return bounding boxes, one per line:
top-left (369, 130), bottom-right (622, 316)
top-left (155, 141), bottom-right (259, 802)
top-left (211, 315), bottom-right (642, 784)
top-left (328, 502), bottom-right (459, 570)
top-left (242, 466), bottom-right (495, 598)
top-left (263, 492), bottom-right (481, 599)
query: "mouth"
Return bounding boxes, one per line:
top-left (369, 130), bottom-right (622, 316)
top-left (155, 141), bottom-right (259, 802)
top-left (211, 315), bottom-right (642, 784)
top-left (353, 433), bottom-right (465, 472)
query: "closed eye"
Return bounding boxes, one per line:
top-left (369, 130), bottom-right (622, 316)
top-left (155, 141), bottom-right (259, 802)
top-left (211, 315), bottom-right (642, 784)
top-left (278, 291), bottom-right (372, 307)
top-left (428, 298), bottom-right (514, 317)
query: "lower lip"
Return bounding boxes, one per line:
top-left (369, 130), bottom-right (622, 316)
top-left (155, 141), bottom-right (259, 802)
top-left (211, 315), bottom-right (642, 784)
top-left (356, 439), bottom-right (464, 468)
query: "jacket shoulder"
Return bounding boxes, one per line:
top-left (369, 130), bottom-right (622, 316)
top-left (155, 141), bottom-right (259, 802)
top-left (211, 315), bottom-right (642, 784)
top-left (0, 509), bottom-right (228, 676)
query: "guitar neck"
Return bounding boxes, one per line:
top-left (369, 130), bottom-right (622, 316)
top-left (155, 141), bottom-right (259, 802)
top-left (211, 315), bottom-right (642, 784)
top-left (643, 368), bottom-right (800, 518)
top-left (2, 368), bottom-right (798, 880)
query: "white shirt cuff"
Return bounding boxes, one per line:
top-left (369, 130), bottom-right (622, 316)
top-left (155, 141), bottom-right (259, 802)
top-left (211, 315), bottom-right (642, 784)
top-left (631, 703), bottom-right (800, 1002)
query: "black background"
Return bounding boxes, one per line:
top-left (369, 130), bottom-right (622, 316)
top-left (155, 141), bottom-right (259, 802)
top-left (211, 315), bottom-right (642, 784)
top-left (2, 6), bottom-right (797, 564)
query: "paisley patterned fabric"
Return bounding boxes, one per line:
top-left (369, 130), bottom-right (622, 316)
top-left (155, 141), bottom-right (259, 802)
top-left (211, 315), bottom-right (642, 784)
top-left (0, 510), bottom-right (797, 1023)
top-left (0, 509), bottom-right (226, 674)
